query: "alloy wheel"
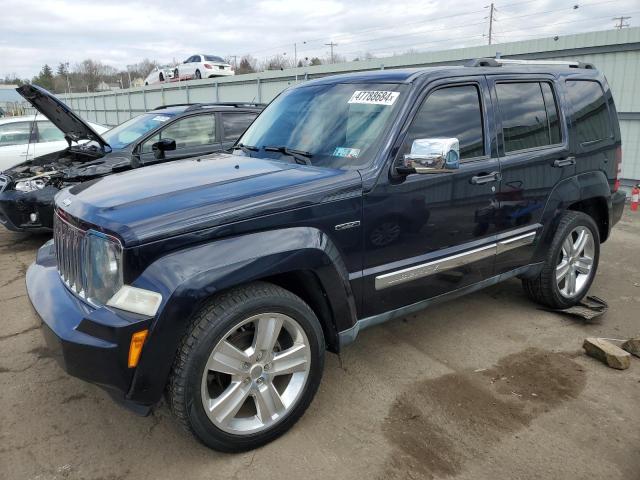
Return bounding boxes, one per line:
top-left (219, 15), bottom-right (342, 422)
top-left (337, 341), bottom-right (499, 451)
top-left (555, 226), bottom-right (595, 298)
top-left (200, 313), bottom-right (311, 435)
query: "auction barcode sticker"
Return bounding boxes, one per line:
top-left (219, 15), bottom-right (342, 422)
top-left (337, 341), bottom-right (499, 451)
top-left (348, 90), bottom-right (400, 106)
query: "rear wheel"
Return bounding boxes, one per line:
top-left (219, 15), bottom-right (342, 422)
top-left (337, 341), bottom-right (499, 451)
top-left (159, 72), bottom-right (164, 82)
top-left (523, 211), bottom-right (600, 309)
top-left (174, 68), bottom-right (179, 79)
top-left (168, 282), bottom-right (325, 452)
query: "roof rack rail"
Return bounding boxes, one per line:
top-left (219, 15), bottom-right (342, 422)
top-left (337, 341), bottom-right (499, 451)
top-left (152, 102), bottom-right (266, 111)
top-left (465, 58), bottom-right (595, 69)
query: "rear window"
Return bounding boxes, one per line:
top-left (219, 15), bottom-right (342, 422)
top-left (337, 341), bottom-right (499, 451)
top-left (565, 80), bottom-right (613, 144)
top-left (204, 55), bottom-right (226, 63)
top-left (496, 82), bottom-right (562, 153)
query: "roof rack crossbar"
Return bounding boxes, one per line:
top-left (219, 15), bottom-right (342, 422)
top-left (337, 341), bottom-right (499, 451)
top-left (465, 58), bottom-right (595, 69)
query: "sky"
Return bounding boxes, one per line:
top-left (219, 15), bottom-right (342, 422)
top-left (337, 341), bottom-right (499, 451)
top-left (0, 0), bottom-right (638, 79)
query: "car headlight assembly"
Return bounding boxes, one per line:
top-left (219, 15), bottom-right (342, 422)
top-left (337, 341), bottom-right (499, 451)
top-left (15, 178), bottom-right (48, 192)
top-left (85, 231), bottom-right (123, 306)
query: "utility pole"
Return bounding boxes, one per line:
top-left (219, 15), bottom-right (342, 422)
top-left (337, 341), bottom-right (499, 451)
top-left (325, 41), bottom-right (338, 63)
top-left (294, 41), bottom-right (307, 67)
top-left (612, 16), bottom-right (631, 29)
top-left (487, 3), bottom-right (495, 45)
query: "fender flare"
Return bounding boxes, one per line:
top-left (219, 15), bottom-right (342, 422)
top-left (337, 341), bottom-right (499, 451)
top-left (531, 170), bottom-right (611, 265)
top-left (126, 226), bottom-right (357, 405)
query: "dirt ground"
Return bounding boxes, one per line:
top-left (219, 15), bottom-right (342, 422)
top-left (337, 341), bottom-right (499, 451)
top-left (1, 210), bottom-right (639, 480)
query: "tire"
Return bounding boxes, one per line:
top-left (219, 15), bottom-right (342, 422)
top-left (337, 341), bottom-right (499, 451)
top-left (195, 69), bottom-right (201, 79)
top-left (522, 211), bottom-right (600, 309)
top-left (159, 72), bottom-right (164, 82)
top-left (174, 68), bottom-right (179, 79)
top-left (168, 281), bottom-right (325, 452)
top-left (145, 82), bottom-right (148, 86)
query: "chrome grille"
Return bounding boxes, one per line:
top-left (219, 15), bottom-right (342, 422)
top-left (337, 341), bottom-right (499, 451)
top-left (53, 212), bottom-right (88, 298)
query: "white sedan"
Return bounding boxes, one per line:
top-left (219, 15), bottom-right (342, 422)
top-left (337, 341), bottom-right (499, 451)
top-left (0, 115), bottom-right (108, 172)
top-left (144, 65), bottom-right (175, 85)
top-left (174, 55), bottom-right (234, 80)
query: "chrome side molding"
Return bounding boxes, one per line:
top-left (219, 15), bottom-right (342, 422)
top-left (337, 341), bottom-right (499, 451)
top-left (496, 231), bottom-right (537, 255)
top-left (374, 230), bottom-right (537, 291)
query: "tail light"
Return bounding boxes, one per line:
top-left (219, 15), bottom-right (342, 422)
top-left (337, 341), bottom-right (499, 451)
top-left (613, 146), bottom-right (622, 192)
top-left (204, 63), bottom-right (213, 69)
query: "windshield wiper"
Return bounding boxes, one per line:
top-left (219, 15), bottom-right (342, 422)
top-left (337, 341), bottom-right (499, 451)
top-left (263, 145), bottom-right (313, 166)
top-left (233, 143), bottom-right (259, 154)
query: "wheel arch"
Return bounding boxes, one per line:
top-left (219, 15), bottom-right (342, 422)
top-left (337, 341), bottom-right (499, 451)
top-left (126, 227), bottom-right (356, 405)
top-left (534, 171), bottom-right (612, 263)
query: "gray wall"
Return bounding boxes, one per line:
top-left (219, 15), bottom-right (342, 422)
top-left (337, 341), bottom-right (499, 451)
top-left (21, 27), bottom-right (640, 180)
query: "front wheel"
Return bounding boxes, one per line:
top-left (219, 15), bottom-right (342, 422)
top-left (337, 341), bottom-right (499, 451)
top-left (168, 282), bottom-right (325, 452)
top-left (523, 211), bottom-right (600, 309)
top-left (195, 69), bottom-right (202, 79)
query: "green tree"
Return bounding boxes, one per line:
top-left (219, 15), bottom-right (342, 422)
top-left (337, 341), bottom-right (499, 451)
top-left (309, 57), bottom-right (322, 66)
top-left (32, 64), bottom-right (55, 91)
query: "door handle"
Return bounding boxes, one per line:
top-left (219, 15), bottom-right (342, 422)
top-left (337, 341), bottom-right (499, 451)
top-left (553, 157), bottom-right (576, 168)
top-left (470, 171), bottom-right (501, 185)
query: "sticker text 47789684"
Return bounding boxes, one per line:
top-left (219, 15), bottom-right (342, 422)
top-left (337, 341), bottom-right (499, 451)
top-left (348, 90), bottom-right (400, 106)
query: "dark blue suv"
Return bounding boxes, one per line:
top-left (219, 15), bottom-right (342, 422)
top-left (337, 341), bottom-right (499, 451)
top-left (26, 59), bottom-right (625, 452)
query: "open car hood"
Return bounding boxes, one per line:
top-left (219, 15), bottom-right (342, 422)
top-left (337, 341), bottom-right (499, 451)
top-left (17, 84), bottom-right (110, 150)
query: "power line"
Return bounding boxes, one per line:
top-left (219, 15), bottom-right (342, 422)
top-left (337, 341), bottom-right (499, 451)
top-left (338, 10), bottom-right (640, 57)
top-left (235, 0), bottom-right (629, 61)
top-left (612, 16), bottom-right (631, 28)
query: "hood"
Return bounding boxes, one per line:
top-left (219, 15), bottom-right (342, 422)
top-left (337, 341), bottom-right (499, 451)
top-left (58, 153), bottom-right (361, 245)
top-left (17, 84), bottom-right (109, 150)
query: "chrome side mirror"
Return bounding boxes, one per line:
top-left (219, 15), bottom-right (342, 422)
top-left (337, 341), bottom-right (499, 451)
top-left (398, 138), bottom-right (460, 174)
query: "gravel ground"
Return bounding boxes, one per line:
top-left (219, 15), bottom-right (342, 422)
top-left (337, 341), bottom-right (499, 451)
top-left (1, 209), bottom-right (639, 480)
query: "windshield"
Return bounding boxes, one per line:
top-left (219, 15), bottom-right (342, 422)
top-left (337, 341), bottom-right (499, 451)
top-left (236, 82), bottom-right (406, 169)
top-left (102, 112), bottom-right (178, 149)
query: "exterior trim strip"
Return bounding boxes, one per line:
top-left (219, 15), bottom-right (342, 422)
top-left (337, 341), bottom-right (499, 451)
top-left (374, 227), bottom-right (539, 291)
top-left (375, 244), bottom-right (495, 290)
top-left (496, 231), bottom-right (536, 255)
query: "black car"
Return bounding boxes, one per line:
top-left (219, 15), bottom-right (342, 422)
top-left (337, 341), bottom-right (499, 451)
top-left (26, 59), bottom-right (625, 452)
top-left (0, 84), bottom-right (262, 232)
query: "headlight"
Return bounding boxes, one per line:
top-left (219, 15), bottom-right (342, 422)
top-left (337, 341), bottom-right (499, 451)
top-left (15, 178), bottom-right (48, 192)
top-left (85, 231), bottom-right (123, 305)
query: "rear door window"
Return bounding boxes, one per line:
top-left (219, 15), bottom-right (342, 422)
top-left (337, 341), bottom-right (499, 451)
top-left (565, 80), bottom-right (612, 144)
top-left (221, 113), bottom-right (258, 141)
top-left (496, 82), bottom-right (561, 153)
top-left (37, 121), bottom-right (65, 143)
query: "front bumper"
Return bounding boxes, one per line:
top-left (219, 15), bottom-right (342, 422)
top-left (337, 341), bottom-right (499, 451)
top-left (27, 240), bottom-right (153, 413)
top-left (0, 185), bottom-right (58, 232)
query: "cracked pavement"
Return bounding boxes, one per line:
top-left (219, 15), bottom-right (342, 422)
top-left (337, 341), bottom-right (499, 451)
top-left (1, 211), bottom-right (639, 480)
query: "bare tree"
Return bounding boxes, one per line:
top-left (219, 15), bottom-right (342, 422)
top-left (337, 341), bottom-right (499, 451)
top-left (263, 54), bottom-right (291, 71)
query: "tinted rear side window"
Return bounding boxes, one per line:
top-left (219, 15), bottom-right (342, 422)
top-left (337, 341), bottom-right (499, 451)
top-left (565, 80), bottom-right (612, 144)
top-left (497, 82), bottom-right (561, 153)
top-left (222, 113), bottom-right (258, 141)
top-left (403, 85), bottom-right (485, 160)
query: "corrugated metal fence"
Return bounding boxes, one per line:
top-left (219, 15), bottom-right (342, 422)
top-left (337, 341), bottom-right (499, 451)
top-left (20, 28), bottom-right (640, 180)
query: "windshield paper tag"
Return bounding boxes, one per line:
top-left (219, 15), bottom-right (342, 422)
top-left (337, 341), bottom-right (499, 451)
top-left (152, 115), bottom-right (171, 122)
top-left (333, 147), bottom-right (360, 158)
top-left (348, 90), bottom-right (399, 106)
